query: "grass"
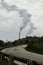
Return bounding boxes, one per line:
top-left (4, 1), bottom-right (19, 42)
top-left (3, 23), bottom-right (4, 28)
top-left (25, 43), bottom-right (43, 55)
top-left (0, 58), bottom-right (17, 65)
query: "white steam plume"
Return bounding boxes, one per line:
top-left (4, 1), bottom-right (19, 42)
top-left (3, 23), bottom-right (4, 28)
top-left (0, 0), bottom-right (36, 39)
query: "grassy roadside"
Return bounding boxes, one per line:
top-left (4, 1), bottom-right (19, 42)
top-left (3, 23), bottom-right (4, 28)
top-left (0, 58), bottom-right (17, 65)
top-left (25, 43), bottom-right (43, 55)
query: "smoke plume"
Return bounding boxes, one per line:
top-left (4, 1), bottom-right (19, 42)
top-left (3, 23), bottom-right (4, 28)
top-left (26, 22), bottom-right (36, 36)
top-left (0, 0), bottom-right (36, 39)
top-left (0, 0), bottom-right (18, 12)
top-left (19, 9), bottom-right (31, 38)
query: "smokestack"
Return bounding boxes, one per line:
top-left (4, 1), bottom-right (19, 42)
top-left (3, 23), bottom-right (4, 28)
top-left (19, 32), bottom-right (20, 40)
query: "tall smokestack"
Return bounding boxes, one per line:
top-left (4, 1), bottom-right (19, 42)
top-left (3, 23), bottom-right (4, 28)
top-left (19, 32), bottom-right (20, 40)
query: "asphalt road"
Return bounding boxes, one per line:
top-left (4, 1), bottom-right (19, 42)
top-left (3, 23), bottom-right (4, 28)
top-left (1, 45), bottom-right (43, 65)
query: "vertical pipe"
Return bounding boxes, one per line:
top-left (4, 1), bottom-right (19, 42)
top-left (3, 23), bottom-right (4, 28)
top-left (19, 32), bottom-right (20, 40)
top-left (0, 53), bottom-right (3, 60)
top-left (9, 56), bottom-right (14, 65)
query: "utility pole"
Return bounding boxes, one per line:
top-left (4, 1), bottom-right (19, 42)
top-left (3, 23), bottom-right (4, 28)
top-left (19, 32), bottom-right (20, 40)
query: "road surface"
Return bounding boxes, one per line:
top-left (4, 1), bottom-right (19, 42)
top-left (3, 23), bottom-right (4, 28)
top-left (1, 45), bottom-right (43, 65)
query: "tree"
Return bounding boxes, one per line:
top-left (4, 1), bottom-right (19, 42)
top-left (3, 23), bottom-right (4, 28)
top-left (0, 40), bottom-right (4, 47)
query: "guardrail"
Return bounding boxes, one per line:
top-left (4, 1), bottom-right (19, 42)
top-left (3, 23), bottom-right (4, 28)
top-left (0, 52), bottom-right (40, 65)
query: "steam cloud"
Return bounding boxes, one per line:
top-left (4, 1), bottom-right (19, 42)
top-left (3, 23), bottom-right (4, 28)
top-left (0, 0), bottom-right (18, 12)
top-left (19, 9), bottom-right (31, 31)
top-left (0, 0), bottom-right (36, 38)
top-left (26, 22), bottom-right (36, 36)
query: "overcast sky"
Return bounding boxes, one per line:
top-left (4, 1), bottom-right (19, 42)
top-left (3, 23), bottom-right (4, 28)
top-left (0, 0), bottom-right (43, 41)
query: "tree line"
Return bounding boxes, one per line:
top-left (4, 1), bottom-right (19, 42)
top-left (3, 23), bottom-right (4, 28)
top-left (0, 36), bottom-right (43, 47)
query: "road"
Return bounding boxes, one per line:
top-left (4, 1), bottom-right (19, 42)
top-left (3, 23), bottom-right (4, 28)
top-left (1, 45), bottom-right (43, 65)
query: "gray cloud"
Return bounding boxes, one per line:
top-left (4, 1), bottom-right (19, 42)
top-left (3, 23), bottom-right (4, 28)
top-left (26, 22), bottom-right (36, 36)
top-left (19, 9), bottom-right (36, 38)
top-left (0, 0), bottom-right (36, 39)
top-left (1, 0), bottom-right (18, 12)
top-left (19, 9), bottom-right (31, 35)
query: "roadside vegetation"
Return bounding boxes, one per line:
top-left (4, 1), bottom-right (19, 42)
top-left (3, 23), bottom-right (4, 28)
top-left (25, 36), bottom-right (43, 54)
top-left (0, 40), bottom-right (18, 65)
top-left (0, 36), bottom-right (43, 65)
top-left (0, 36), bottom-right (43, 54)
top-left (0, 58), bottom-right (17, 65)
